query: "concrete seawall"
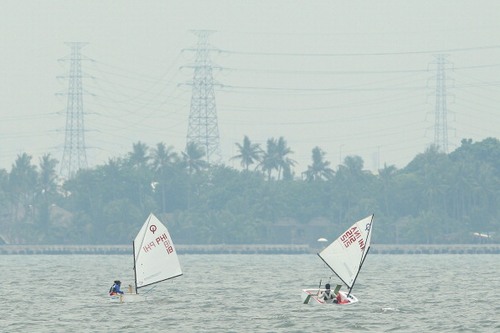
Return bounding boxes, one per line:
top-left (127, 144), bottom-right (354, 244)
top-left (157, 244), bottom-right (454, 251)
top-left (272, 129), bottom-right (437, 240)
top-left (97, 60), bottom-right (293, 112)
top-left (1, 244), bottom-right (499, 255)
top-left (370, 244), bottom-right (500, 254)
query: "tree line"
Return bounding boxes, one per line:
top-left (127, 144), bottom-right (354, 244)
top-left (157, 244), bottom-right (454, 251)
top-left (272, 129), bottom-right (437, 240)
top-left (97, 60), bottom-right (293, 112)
top-left (0, 136), bottom-right (499, 245)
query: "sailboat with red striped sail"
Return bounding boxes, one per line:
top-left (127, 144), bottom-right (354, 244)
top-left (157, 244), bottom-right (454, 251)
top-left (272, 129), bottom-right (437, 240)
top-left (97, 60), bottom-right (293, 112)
top-left (302, 214), bottom-right (374, 305)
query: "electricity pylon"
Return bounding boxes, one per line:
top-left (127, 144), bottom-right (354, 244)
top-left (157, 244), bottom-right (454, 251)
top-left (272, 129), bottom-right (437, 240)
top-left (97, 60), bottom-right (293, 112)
top-left (185, 30), bottom-right (222, 164)
top-left (432, 54), bottom-right (451, 153)
top-left (59, 42), bottom-right (89, 179)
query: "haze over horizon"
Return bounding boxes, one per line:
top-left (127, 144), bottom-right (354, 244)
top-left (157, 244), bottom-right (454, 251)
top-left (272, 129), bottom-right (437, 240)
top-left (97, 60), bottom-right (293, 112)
top-left (2, 0), bottom-right (499, 175)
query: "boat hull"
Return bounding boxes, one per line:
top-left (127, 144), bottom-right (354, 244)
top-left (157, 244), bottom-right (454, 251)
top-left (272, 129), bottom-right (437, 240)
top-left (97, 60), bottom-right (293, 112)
top-left (301, 289), bottom-right (358, 305)
top-left (109, 293), bottom-right (147, 303)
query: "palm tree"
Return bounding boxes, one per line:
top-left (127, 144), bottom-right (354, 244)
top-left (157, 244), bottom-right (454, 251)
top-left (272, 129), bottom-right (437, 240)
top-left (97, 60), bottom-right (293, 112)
top-left (38, 154), bottom-right (59, 194)
top-left (183, 142), bottom-right (207, 175)
top-left (9, 153), bottom-right (37, 223)
top-left (36, 154), bottom-right (59, 227)
top-left (304, 146), bottom-right (334, 181)
top-left (128, 141), bottom-right (150, 169)
top-left (335, 155), bottom-right (367, 221)
top-left (275, 137), bottom-right (296, 180)
top-left (151, 143), bottom-right (178, 212)
top-left (378, 163), bottom-right (397, 217)
top-left (182, 142), bottom-right (207, 209)
top-left (260, 137), bottom-right (296, 180)
top-left (126, 142), bottom-right (151, 210)
top-left (260, 138), bottom-right (280, 180)
top-left (231, 136), bottom-right (262, 171)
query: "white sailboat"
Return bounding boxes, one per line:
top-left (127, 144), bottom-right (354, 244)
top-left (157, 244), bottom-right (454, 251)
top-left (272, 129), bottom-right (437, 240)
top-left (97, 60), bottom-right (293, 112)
top-left (302, 214), bottom-right (374, 305)
top-left (109, 213), bottom-right (183, 303)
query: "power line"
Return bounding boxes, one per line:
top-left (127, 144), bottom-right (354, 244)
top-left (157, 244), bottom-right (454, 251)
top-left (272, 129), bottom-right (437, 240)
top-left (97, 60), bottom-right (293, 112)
top-left (218, 44), bottom-right (500, 57)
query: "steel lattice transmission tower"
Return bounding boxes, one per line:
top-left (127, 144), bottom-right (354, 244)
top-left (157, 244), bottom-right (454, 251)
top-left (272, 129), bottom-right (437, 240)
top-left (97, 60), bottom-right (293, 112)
top-left (432, 54), bottom-right (451, 153)
top-left (186, 30), bottom-right (222, 164)
top-left (59, 42), bottom-right (89, 179)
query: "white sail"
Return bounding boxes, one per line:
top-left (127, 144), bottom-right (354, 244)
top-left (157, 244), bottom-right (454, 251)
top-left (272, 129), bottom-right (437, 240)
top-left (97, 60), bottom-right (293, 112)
top-left (318, 214), bottom-right (374, 290)
top-left (133, 213), bottom-right (182, 289)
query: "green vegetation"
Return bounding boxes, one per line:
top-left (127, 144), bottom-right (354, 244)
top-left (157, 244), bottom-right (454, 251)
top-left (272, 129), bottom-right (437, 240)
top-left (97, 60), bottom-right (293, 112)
top-left (0, 137), bottom-right (499, 245)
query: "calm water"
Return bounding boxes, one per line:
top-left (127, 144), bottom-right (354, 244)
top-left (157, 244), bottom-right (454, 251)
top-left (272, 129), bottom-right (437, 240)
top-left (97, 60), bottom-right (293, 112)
top-left (1, 253), bottom-right (499, 332)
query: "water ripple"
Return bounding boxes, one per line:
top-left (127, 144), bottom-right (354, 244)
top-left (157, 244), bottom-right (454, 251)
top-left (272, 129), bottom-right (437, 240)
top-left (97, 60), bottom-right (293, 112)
top-left (0, 254), bottom-right (499, 332)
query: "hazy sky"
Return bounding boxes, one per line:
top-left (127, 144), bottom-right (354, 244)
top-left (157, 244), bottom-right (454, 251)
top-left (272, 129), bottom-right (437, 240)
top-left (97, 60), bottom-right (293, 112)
top-left (1, 0), bottom-right (499, 175)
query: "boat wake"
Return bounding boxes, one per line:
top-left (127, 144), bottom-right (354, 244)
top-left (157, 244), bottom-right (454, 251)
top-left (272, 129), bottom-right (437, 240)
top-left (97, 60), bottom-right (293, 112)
top-left (380, 307), bottom-right (400, 313)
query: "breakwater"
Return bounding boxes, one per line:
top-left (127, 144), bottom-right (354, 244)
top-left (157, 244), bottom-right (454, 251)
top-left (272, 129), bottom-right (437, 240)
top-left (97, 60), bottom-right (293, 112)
top-left (370, 244), bottom-right (500, 254)
top-left (0, 243), bottom-right (499, 255)
top-left (0, 244), bottom-right (310, 255)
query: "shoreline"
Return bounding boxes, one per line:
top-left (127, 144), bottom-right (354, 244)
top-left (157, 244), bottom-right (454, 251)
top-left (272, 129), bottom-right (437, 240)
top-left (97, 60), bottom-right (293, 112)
top-left (1, 243), bottom-right (500, 255)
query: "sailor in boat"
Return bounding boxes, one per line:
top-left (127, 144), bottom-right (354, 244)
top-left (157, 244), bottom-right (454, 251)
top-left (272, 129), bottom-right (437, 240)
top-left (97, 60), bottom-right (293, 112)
top-left (319, 283), bottom-right (335, 302)
top-left (109, 280), bottom-right (124, 296)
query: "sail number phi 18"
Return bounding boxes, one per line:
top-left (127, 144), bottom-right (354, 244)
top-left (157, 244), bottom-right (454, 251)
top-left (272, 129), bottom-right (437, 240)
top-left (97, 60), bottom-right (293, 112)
top-left (143, 233), bottom-right (174, 254)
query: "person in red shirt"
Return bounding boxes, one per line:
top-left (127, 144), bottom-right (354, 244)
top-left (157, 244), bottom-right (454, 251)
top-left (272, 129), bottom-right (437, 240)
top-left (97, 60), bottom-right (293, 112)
top-left (335, 291), bottom-right (350, 304)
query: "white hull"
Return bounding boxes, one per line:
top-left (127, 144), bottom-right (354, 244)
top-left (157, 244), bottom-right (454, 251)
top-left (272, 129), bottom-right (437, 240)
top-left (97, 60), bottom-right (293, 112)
top-left (301, 289), bottom-right (358, 305)
top-left (109, 293), bottom-right (147, 303)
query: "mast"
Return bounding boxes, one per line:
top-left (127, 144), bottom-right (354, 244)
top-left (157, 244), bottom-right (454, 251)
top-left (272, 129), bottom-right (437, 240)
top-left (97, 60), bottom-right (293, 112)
top-left (133, 240), bottom-right (138, 294)
top-left (347, 215), bottom-right (374, 297)
top-left (347, 246), bottom-right (371, 296)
